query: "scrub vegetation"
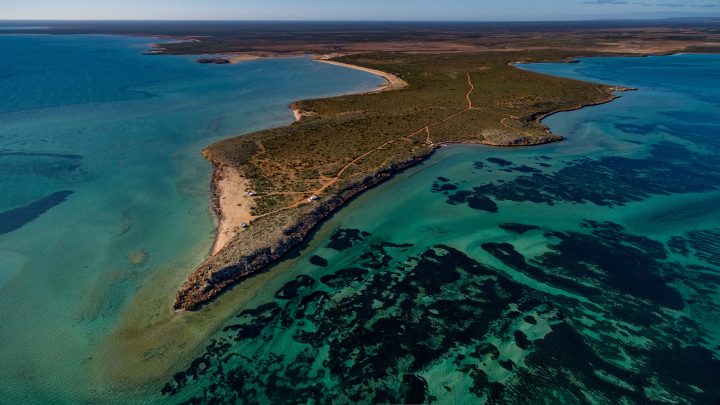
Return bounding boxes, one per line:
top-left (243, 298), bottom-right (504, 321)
top-left (211, 51), bottom-right (620, 216)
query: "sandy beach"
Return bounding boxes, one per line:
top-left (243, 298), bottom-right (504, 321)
top-left (225, 53), bottom-right (264, 63)
top-left (290, 102), bottom-right (303, 122)
top-left (210, 164), bottom-right (254, 255)
top-left (206, 57), bottom-right (404, 261)
top-left (314, 55), bottom-right (408, 92)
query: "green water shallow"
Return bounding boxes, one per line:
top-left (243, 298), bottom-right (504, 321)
top-left (163, 54), bottom-right (720, 404)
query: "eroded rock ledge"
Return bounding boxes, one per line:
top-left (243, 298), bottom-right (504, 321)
top-left (174, 151), bottom-right (432, 310)
top-left (174, 51), bottom-right (623, 311)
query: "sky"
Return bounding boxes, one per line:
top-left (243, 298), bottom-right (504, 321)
top-left (2, 0), bottom-right (720, 21)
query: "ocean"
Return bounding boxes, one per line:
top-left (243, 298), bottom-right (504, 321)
top-left (0, 34), bottom-right (383, 403)
top-left (161, 54), bottom-right (720, 403)
top-left (1, 34), bottom-right (719, 403)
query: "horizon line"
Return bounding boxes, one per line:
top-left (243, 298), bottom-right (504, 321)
top-left (2, 17), bottom-right (720, 23)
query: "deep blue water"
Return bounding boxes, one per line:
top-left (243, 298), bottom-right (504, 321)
top-left (162, 54), bottom-right (720, 404)
top-left (0, 34), bottom-right (383, 403)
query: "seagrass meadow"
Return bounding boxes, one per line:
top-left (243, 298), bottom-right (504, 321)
top-left (163, 53), bottom-right (720, 404)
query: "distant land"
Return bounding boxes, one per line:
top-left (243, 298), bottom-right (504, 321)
top-left (2, 19), bottom-right (720, 55)
top-left (5, 19), bottom-right (718, 310)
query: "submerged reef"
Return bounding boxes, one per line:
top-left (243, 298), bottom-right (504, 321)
top-left (163, 222), bottom-right (720, 403)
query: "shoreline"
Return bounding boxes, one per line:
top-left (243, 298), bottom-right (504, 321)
top-left (208, 160), bottom-right (255, 255)
top-left (179, 59), bottom-right (417, 311)
top-left (206, 56), bottom-right (407, 252)
top-left (205, 57), bottom-right (403, 252)
top-left (177, 55), bottom-right (626, 311)
top-left (534, 86), bottom-right (635, 129)
top-left (195, 53), bottom-right (278, 64)
top-left (201, 58), bottom-right (399, 271)
top-left (313, 55), bottom-right (409, 92)
top-left (181, 148), bottom-right (435, 311)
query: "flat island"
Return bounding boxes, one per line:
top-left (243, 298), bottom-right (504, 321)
top-left (174, 51), bottom-right (630, 310)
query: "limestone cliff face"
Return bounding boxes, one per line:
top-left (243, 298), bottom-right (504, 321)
top-left (174, 130), bottom-right (576, 311)
top-left (173, 151), bottom-right (433, 311)
top-left (481, 131), bottom-right (563, 146)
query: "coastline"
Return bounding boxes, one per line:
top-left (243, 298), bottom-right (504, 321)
top-left (205, 57), bottom-right (400, 255)
top-left (205, 55), bottom-right (407, 252)
top-left (313, 55), bottom-right (409, 92)
top-left (533, 86), bottom-right (635, 130)
top-left (179, 148), bottom-right (434, 311)
top-left (178, 59), bottom-right (418, 311)
top-left (208, 160), bottom-right (254, 255)
top-left (176, 54), bottom-right (625, 311)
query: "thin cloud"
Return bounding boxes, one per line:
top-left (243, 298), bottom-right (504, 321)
top-left (584, 0), bottom-right (720, 6)
top-left (650, 2), bottom-right (720, 7)
top-left (583, 0), bottom-right (629, 4)
top-left (583, 0), bottom-right (720, 8)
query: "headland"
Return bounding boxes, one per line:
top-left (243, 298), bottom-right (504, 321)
top-left (173, 51), bottom-right (632, 310)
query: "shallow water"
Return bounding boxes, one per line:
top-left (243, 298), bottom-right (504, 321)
top-left (163, 54), bottom-right (720, 404)
top-left (0, 34), bottom-right (383, 403)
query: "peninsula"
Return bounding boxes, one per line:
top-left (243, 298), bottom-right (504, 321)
top-left (173, 50), bottom-right (630, 310)
top-left (31, 19), bottom-right (713, 310)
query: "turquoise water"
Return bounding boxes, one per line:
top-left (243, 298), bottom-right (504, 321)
top-left (164, 54), bottom-right (720, 403)
top-left (0, 34), bottom-right (383, 402)
top-left (2, 35), bottom-right (719, 403)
